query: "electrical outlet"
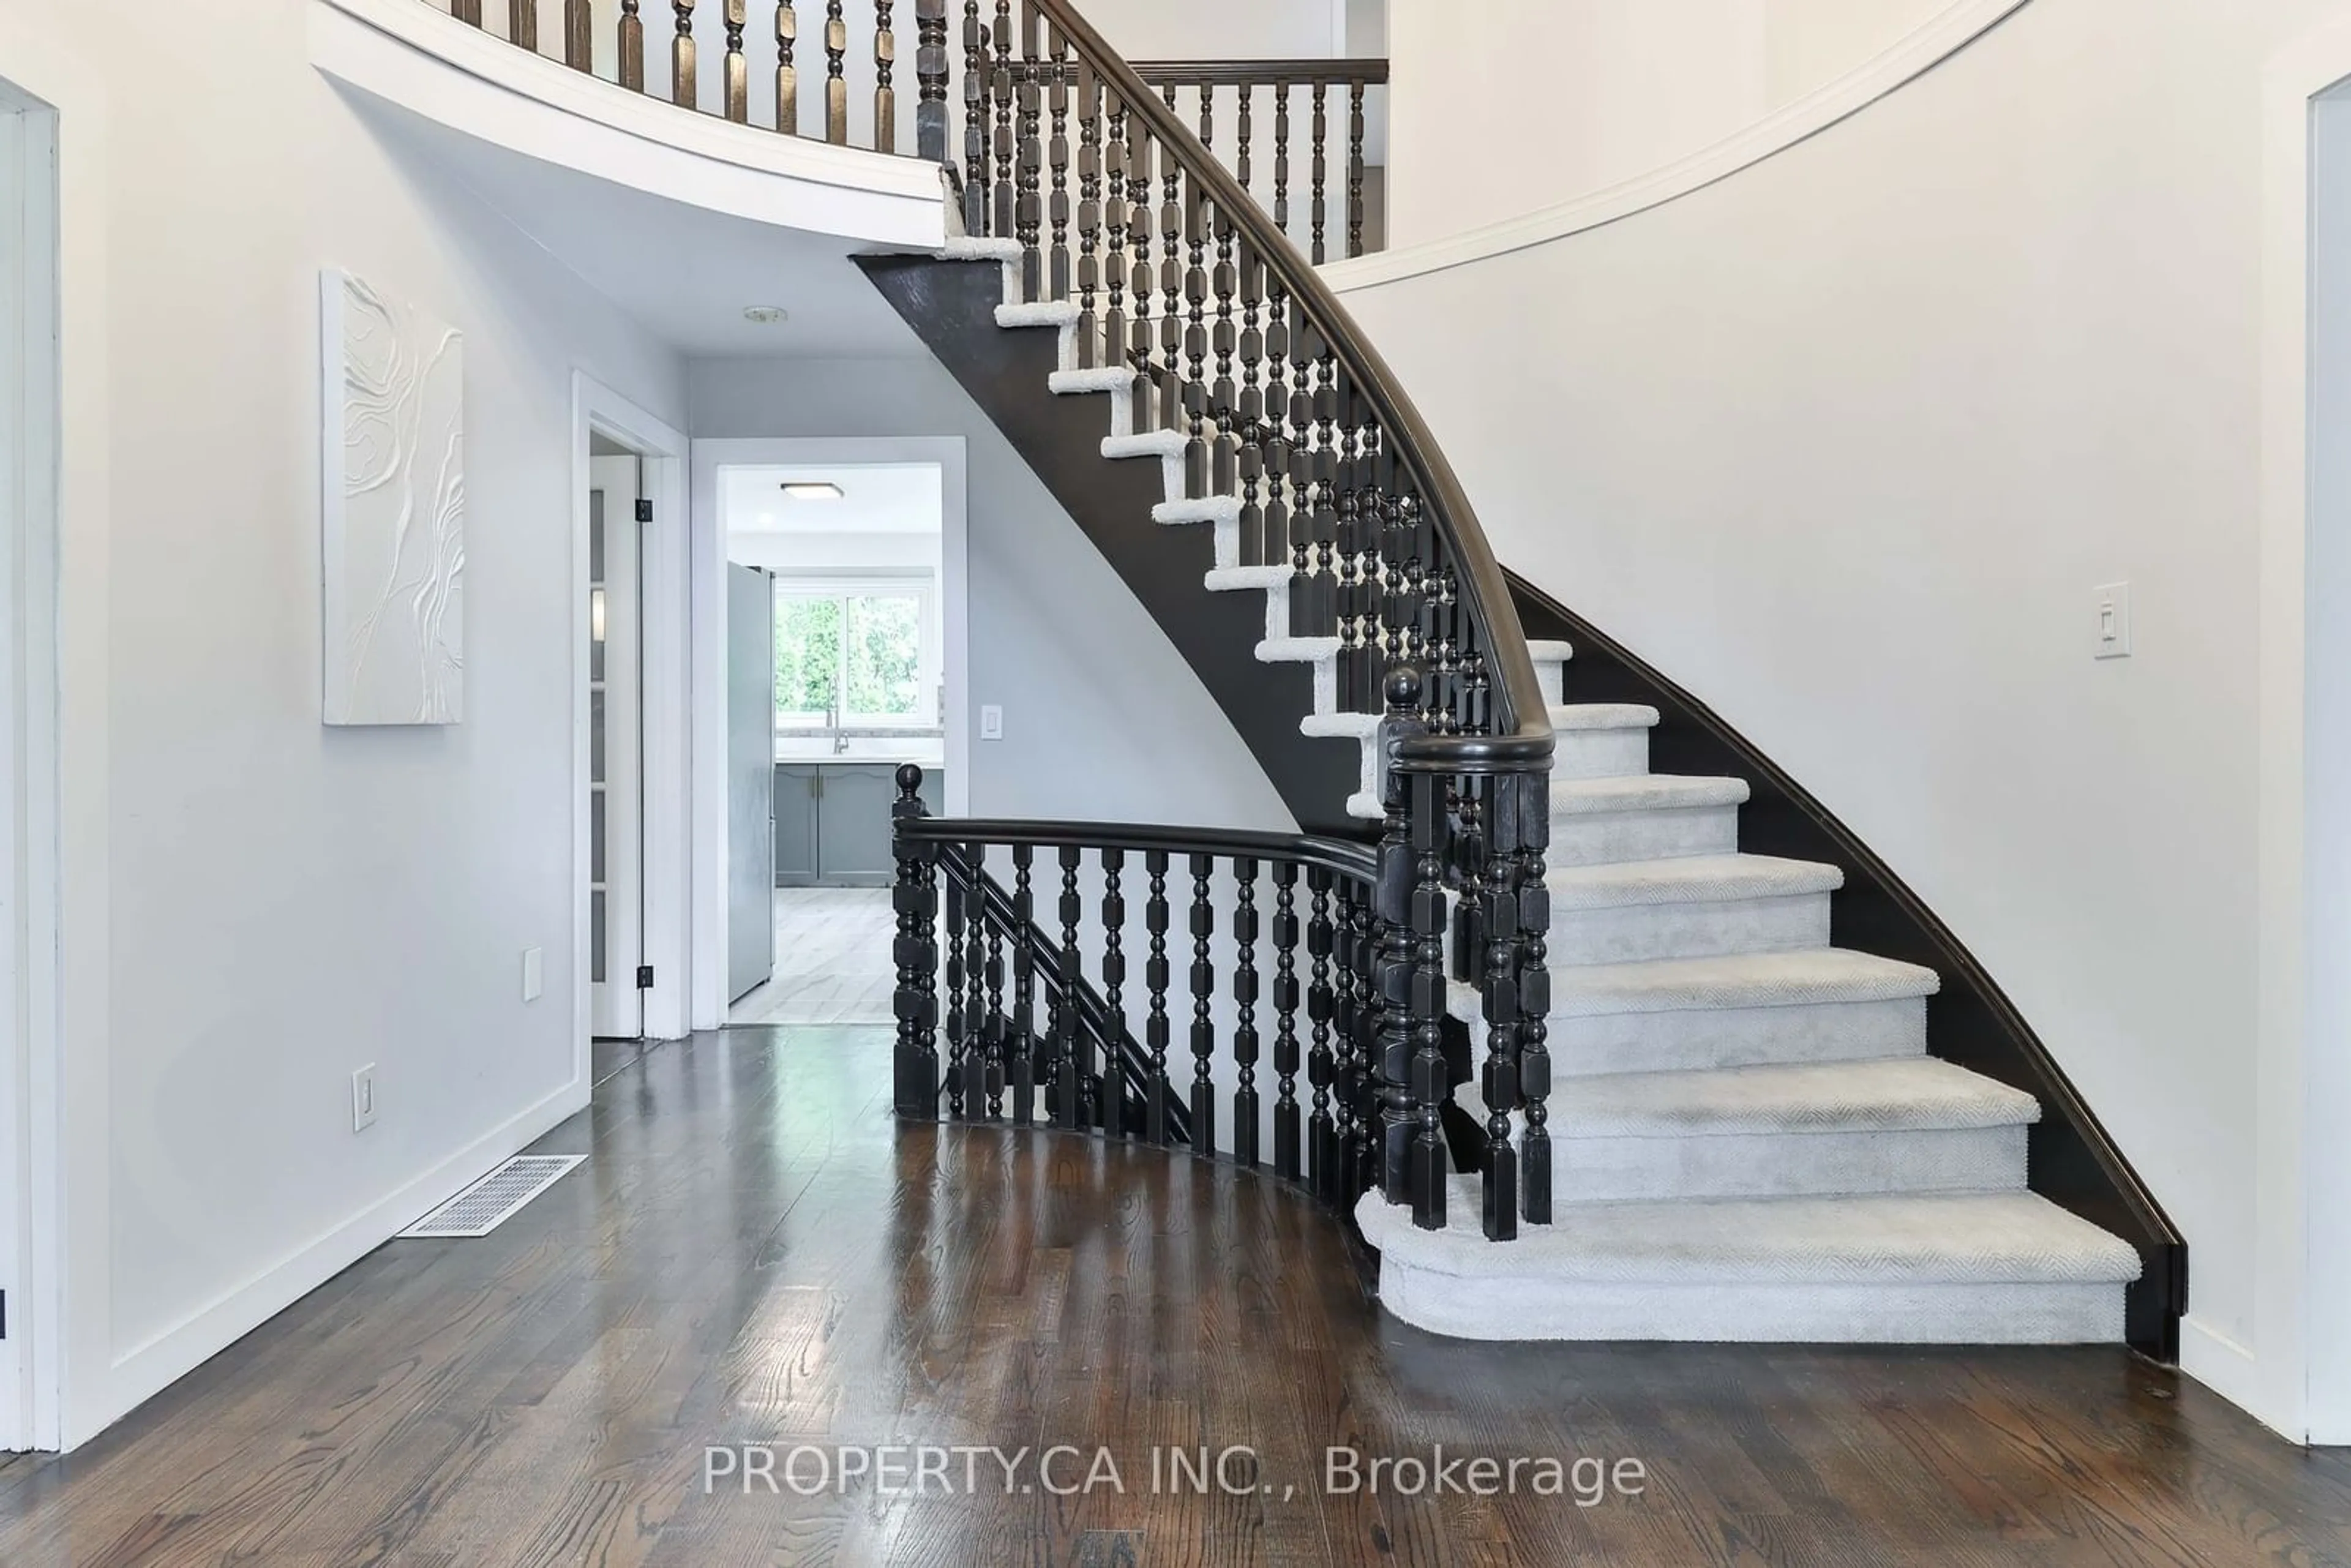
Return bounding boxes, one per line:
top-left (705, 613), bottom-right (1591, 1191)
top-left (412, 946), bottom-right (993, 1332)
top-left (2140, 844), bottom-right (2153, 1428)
top-left (351, 1065), bottom-right (378, 1133)
top-left (980, 704), bottom-right (1005, 741)
top-left (2094, 582), bottom-right (2134, 659)
top-left (522, 947), bottom-right (544, 1002)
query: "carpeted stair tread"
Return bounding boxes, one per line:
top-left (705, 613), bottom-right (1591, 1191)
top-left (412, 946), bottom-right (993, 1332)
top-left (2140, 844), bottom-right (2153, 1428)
top-left (996, 300), bottom-right (1080, 328)
top-left (1551, 774), bottom-right (1749, 816)
top-left (1357, 1187), bottom-right (2143, 1286)
top-left (1550, 853), bottom-right (1842, 910)
top-left (1301, 711), bottom-right (1381, 739)
top-left (1049, 367), bottom-right (1134, 395)
top-left (1258, 636), bottom-right (1341, 664)
top-left (1153, 496), bottom-right (1242, 526)
top-left (1103, 430), bottom-right (1187, 460)
top-left (939, 236), bottom-right (1024, 262)
top-left (1203, 565), bottom-right (1292, 592)
top-left (1552, 703), bottom-right (1660, 732)
top-left (1449, 948), bottom-right (1942, 1023)
top-left (1548, 1057), bottom-right (2038, 1138)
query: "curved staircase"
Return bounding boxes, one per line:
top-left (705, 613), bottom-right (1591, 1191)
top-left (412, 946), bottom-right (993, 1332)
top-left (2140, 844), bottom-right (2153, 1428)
top-left (858, 0), bottom-right (2178, 1356)
top-left (886, 231), bottom-right (2149, 1347)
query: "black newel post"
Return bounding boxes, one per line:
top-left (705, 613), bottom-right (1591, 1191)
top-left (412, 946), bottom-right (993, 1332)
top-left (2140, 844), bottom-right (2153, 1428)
top-left (891, 765), bottom-right (940, 1119)
top-left (1374, 665), bottom-right (1426, 1207)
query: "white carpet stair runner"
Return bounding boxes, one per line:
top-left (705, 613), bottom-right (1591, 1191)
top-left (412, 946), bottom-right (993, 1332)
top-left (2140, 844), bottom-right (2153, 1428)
top-left (939, 233), bottom-right (2142, 1345)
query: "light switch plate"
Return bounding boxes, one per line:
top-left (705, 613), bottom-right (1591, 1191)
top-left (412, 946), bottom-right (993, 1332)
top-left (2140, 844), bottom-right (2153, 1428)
top-left (522, 947), bottom-right (544, 1002)
top-left (2094, 582), bottom-right (2133, 659)
top-left (980, 704), bottom-right (1005, 741)
top-left (351, 1065), bottom-right (378, 1133)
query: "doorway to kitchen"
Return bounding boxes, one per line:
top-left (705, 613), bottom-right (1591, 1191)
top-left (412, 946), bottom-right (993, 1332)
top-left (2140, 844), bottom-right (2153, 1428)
top-left (690, 441), bottom-right (967, 1030)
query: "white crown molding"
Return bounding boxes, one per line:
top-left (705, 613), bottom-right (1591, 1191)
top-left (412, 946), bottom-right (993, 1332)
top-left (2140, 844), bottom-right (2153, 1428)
top-left (1320, 0), bottom-right (2033, 294)
top-left (310, 0), bottom-right (946, 249)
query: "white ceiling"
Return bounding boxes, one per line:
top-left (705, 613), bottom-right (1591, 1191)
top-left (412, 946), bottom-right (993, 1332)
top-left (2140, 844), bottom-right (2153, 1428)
top-left (348, 89), bottom-right (932, 358)
top-left (722, 463), bottom-right (943, 535)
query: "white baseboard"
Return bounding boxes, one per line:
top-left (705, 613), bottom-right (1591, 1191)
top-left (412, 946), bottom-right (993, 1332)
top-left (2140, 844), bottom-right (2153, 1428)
top-left (85, 1076), bottom-right (591, 1447)
top-left (2178, 1315), bottom-right (2297, 1438)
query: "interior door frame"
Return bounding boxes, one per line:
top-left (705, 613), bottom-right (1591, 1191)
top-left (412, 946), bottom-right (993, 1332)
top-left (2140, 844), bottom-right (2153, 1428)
top-left (687, 437), bottom-right (970, 1032)
top-left (0, 79), bottom-right (63, 1452)
top-left (572, 375), bottom-right (690, 1056)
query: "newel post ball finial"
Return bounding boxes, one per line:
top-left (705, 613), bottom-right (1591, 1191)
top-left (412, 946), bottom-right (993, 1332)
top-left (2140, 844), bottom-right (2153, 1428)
top-left (895, 762), bottom-right (926, 800)
top-left (1385, 662), bottom-right (1423, 714)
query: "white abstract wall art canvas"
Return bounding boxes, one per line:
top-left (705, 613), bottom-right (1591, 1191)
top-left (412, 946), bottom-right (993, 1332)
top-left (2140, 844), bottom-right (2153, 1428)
top-left (320, 269), bottom-right (465, 725)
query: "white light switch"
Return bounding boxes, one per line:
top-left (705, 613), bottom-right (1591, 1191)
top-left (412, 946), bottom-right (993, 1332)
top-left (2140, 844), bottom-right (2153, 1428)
top-left (2094, 582), bottom-right (2134, 660)
top-left (351, 1065), bottom-right (378, 1133)
top-left (522, 947), bottom-right (544, 1002)
top-left (979, 704), bottom-right (1005, 741)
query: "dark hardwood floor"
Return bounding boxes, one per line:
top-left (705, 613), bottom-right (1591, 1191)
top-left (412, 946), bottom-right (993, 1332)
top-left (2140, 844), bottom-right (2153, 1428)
top-left (3, 1026), bottom-right (2345, 1566)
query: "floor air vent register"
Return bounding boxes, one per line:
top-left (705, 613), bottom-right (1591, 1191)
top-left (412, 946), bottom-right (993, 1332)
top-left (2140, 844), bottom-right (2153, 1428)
top-left (398, 1154), bottom-right (584, 1239)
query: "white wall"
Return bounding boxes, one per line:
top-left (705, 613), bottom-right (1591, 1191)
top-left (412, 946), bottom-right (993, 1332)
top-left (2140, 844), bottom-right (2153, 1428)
top-left (2, 0), bottom-right (686, 1444)
top-left (727, 529), bottom-right (939, 575)
top-left (1336, 0), bottom-right (2351, 1429)
top-left (691, 356), bottom-right (1294, 830)
top-left (1385, 0), bottom-right (1957, 246)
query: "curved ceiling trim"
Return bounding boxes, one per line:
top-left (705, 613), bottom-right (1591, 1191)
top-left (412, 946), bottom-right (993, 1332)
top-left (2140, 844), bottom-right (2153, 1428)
top-left (310, 0), bottom-right (947, 249)
top-left (1321, 0), bottom-right (2032, 294)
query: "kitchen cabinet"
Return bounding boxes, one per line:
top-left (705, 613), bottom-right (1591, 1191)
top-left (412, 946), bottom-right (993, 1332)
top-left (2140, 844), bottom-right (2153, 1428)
top-left (774, 763), bottom-right (945, 887)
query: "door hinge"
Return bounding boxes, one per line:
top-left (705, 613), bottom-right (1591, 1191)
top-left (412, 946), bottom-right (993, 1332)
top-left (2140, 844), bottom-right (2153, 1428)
top-left (634, 498), bottom-right (653, 524)
top-left (636, 964), bottom-right (655, 991)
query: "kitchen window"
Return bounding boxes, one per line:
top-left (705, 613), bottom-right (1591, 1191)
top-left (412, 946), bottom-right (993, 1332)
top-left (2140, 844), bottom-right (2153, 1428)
top-left (773, 575), bottom-right (942, 732)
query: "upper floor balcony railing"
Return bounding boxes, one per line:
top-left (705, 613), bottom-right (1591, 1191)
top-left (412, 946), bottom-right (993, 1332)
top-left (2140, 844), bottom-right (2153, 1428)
top-left (427, 1), bottom-right (1388, 257)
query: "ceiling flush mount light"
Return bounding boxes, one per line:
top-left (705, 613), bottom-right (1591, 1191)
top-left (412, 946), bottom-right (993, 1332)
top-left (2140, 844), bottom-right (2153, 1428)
top-left (742, 305), bottom-right (790, 324)
top-left (781, 482), bottom-right (846, 501)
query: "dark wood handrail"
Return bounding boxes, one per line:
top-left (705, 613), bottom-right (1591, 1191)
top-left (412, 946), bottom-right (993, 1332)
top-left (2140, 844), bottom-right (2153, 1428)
top-left (901, 816), bottom-right (1378, 885)
top-left (1026, 0), bottom-right (1551, 767)
top-left (1131, 58), bottom-right (1390, 87)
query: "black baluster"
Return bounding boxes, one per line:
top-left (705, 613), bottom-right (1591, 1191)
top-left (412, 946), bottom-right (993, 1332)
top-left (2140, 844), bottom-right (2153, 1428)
top-left (823, 0), bottom-right (848, 143)
top-left (992, 2), bottom-right (1015, 241)
top-left (1054, 845), bottom-right (1084, 1129)
top-left (511, 0), bottom-right (538, 51)
top-left (1409, 767), bottom-right (1449, 1231)
top-left (619, 0), bottom-right (645, 92)
top-left (1210, 204), bottom-right (1239, 500)
top-left (1101, 849), bottom-right (1128, 1139)
top-left (1046, 29), bottom-right (1072, 302)
top-left (1236, 81), bottom-right (1253, 193)
top-left (565, 0), bottom-right (591, 69)
top-left (1517, 772), bottom-right (1553, 1225)
top-left (983, 871), bottom-right (1007, 1120)
top-left (874, 0), bottom-right (897, 151)
top-left (891, 767), bottom-right (939, 1118)
top-left (1103, 99), bottom-right (1129, 380)
top-left (1480, 777), bottom-right (1520, 1240)
top-left (1189, 854), bottom-right (1217, 1157)
top-left (1237, 241), bottom-right (1264, 568)
top-left (1074, 61), bottom-right (1101, 365)
top-left (944, 867), bottom-right (969, 1119)
top-left (1010, 843), bottom-right (1037, 1124)
top-left (1271, 862), bottom-right (1302, 1183)
top-left (962, 842), bottom-right (989, 1120)
top-left (776, 1), bottom-right (799, 133)
top-left (1015, 13), bottom-right (1043, 300)
top-left (1145, 850), bottom-right (1174, 1144)
top-left (1304, 866), bottom-right (1335, 1196)
top-left (1181, 186), bottom-right (1210, 495)
top-left (672, 0), bottom-right (696, 111)
top-left (1198, 82), bottom-right (1212, 154)
top-left (1348, 78), bottom-right (1368, 258)
top-left (1231, 857), bottom-right (1261, 1168)
top-left (1311, 81), bottom-right (1329, 264)
top-left (1338, 876), bottom-right (1377, 1203)
top-left (452, 0), bottom-right (480, 28)
top-left (1158, 137), bottom-right (1183, 435)
top-left (723, 0), bottom-right (747, 122)
top-left (1310, 334), bottom-right (1340, 639)
top-left (1273, 81), bottom-right (1292, 240)
top-left (916, 0), bottom-right (950, 163)
top-left (1127, 126), bottom-right (1157, 429)
top-left (1262, 276), bottom-right (1292, 571)
top-left (962, 1), bottom-right (987, 229)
